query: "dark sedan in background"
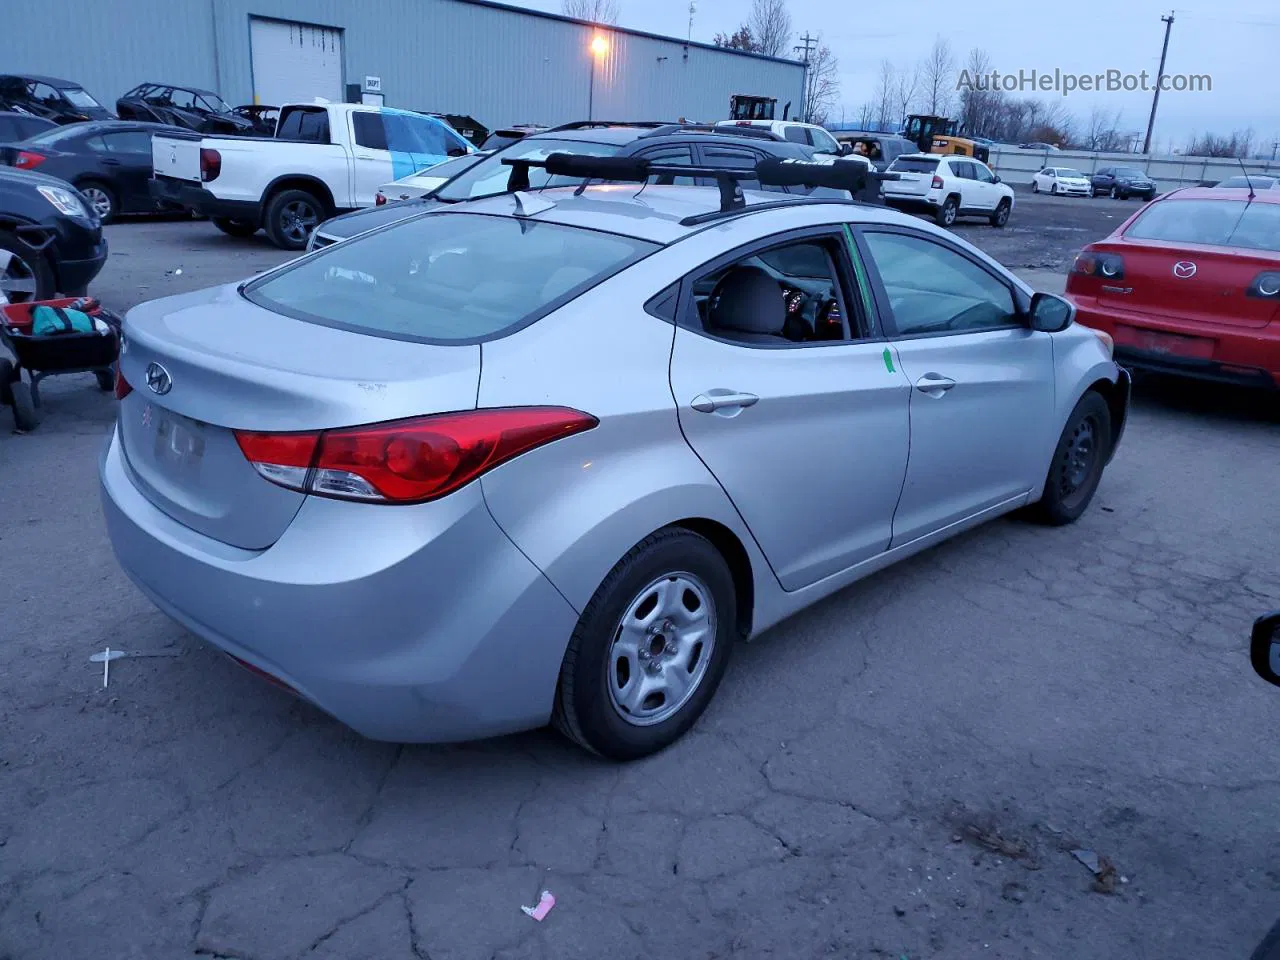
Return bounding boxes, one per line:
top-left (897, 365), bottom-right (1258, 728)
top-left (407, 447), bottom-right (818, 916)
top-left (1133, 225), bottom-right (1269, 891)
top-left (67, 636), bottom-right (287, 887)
top-left (0, 165), bottom-right (106, 303)
top-left (0, 74), bottom-right (112, 124)
top-left (1090, 165), bottom-right (1158, 200)
top-left (2, 121), bottom-right (169, 222)
top-left (116, 83), bottom-right (257, 134)
top-left (0, 111), bottom-right (56, 143)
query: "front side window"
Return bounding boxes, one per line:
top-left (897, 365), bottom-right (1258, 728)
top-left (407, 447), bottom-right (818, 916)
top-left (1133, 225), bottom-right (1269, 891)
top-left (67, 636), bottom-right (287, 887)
top-left (435, 137), bottom-right (622, 201)
top-left (863, 231), bottom-right (1017, 336)
top-left (974, 163), bottom-right (996, 183)
top-left (245, 213), bottom-right (656, 342)
top-left (688, 236), bottom-right (858, 345)
top-left (811, 129), bottom-right (841, 154)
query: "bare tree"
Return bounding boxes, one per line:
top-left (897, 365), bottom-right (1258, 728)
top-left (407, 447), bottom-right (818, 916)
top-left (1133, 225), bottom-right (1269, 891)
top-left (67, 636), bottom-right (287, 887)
top-left (801, 41), bottom-right (840, 124)
top-left (893, 61), bottom-right (920, 129)
top-left (562, 0), bottom-right (619, 24)
top-left (1186, 129), bottom-right (1256, 158)
top-left (712, 25), bottom-right (756, 51)
top-left (958, 47), bottom-right (1000, 137)
top-left (747, 0), bottom-right (792, 58)
top-left (872, 59), bottom-right (896, 131)
top-left (1080, 105), bottom-right (1128, 152)
top-left (920, 36), bottom-right (956, 116)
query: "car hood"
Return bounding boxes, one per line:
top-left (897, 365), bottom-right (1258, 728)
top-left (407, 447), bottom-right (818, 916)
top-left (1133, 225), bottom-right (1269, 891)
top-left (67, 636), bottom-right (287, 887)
top-left (316, 198), bottom-right (444, 241)
top-left (0, 164), bottom-right (78, 191)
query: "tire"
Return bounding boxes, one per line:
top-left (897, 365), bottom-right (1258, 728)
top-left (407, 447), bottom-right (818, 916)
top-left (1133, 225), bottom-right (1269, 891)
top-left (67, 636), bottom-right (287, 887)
top-left (1110, 186), bottom-right (1120, 199)
top-left (0, 230), bottom-right (55, 304)
top-left (0, 358), bottom-right (14, 406)
top-left (95, 369), bottom-right (115, 392)
top-left (10, 379), bottom-right (39, 433)
top-left (1032, 181), bottom-right (1039, 193)
top-left (263, 189), bottom-right (324, 250)
top-left (989, 199), bottom-right (1011, 228)
top-left (212, 217), bottom-right (259, 238)
top-left (1050, 183), bottom-right (1058, 195)
top-left (1249, 919), bottom-right (1280, 960)
top-left (1028, 391), bottom-right (1112, 526)
top-left (553, 528), bottom-right (738, 760)
top-left (935, 195), bottom-right (959, 227)
top-left (77, 181), bottom-right (117, 223)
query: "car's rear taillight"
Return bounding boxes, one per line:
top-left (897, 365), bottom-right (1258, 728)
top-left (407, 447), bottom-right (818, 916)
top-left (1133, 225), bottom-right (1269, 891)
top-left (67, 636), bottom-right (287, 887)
top-left (374, 192), bottom-right (387, 206)
top-left (14, 151), bottom-right (46, 170)
top-left (115, 367), bottom-right (132, 400)
top-left (931, 175), bottom-right (944, 189)
top-left (1247, 271), bottom-right (1280, 299)
top-left (234, 407), bottom-right (598, 504)
top-left (200, 148), bottom-right (222, 182)
top-left (1072, 251), bottom-right (1125, 280)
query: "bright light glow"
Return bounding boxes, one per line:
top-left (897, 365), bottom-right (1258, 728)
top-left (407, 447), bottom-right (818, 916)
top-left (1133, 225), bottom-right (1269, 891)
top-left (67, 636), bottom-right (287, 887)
top-left (590, 34), bottom-right (609, 56)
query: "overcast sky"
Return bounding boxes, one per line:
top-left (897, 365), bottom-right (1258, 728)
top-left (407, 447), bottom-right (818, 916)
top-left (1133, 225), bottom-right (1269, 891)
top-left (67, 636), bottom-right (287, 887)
top-left (513, 0), bottom-right (1279, 153)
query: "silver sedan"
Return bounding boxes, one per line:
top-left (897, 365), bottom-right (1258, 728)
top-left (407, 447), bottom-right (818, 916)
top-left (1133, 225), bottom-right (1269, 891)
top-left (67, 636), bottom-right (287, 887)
top-left (101, 181), bottom-right (1129, 760)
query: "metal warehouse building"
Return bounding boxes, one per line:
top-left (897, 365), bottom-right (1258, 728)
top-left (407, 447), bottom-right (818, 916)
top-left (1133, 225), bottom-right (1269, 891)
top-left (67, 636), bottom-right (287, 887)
top-left (6, 0), bottom-right (806, 129)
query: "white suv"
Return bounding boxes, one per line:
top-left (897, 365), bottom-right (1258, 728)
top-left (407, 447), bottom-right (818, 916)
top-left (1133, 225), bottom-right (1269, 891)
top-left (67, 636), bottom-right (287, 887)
top-left (883, 153), bottom-right (1016, 227)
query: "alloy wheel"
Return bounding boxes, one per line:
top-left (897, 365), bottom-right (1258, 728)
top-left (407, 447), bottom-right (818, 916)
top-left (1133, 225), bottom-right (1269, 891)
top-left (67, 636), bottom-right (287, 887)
top-left (606, 572), bottom-right (716, 727)
top-left (81, 186), bottom-right (113, 220)
top-left (0, 248), bottom-right (38, 304)
top-left (279, 200), bottom-right (319, 245)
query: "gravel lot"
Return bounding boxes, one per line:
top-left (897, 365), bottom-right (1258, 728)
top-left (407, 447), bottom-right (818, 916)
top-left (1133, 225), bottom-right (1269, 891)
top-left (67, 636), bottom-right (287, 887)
top-left (3, 190), bottom-right (1279, 960)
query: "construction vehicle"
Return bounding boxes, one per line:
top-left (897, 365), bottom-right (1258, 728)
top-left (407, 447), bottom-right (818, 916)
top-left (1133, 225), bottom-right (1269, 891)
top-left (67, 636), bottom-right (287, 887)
top-left (902, 114), bottom-right (990, 164)
top-left (729, 94), bottom-right (790, 122)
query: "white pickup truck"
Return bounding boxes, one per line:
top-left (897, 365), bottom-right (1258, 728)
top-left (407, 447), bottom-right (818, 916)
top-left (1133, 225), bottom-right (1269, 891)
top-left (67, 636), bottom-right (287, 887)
top-left (149, 102), bottom-right (473, 249)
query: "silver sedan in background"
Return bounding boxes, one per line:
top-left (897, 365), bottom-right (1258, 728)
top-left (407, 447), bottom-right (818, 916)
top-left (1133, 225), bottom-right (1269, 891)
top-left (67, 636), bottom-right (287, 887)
top-left (101, 180), bottom-right (1129, 760)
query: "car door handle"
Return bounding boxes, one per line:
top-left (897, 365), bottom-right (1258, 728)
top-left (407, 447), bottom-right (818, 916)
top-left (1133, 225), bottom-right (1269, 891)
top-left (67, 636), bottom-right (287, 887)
top-left (101, 158), bottom-right (122, 166)
top-left (690, 392), bottom-right (759, 413)
top-left (915, 374), bottom-right (956, 394)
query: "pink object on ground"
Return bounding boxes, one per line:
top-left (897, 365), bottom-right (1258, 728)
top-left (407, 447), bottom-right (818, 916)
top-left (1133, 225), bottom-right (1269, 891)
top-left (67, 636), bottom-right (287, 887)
top-left (521, 890), bottom-right (556, 921)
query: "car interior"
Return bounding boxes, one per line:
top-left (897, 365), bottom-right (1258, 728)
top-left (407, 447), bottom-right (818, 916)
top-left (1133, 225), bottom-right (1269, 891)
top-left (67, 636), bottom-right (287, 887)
top-left (692, 240), bottom-right (851, 345)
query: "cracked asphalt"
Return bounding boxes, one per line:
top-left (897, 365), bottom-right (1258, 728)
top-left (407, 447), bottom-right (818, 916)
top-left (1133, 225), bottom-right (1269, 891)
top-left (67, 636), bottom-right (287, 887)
top-left (2, 199), bottom-right (1279, 960)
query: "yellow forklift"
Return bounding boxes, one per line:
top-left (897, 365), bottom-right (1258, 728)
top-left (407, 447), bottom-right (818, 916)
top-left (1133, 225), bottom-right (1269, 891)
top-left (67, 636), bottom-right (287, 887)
top-left (902, 114), bottom-right (990, 164)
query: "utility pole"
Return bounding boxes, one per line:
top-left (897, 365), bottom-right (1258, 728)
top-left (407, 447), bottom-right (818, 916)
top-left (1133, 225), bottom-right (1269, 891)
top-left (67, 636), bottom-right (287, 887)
top-left (1142, 12), bottom-right (1174, 155)
top-left (686, 0), bottom-right (695, 44)
top-left (794, 33), bottom-right (817, 121)
top-left (1272, 140), bottom-right (1279, 162)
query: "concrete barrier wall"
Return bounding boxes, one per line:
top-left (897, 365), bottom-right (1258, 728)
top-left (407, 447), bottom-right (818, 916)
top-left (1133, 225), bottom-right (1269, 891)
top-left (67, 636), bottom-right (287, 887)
top-left (986, 147), bottom-right (1280, 193)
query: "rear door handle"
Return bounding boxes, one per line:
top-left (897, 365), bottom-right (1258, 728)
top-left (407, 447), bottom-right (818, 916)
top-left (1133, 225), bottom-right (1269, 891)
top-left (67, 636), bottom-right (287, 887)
top-left (690, 391), bottom-right (759, 413)
top-left (915, 373), bottom-right (956, 394)
top-left (101, 158), bottom-right (122, 166)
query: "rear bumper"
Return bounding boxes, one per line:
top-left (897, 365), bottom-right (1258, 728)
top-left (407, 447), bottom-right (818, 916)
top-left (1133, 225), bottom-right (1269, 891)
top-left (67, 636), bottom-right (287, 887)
top-left (1069, 296), bottom-right (1280, 389)
top-left (99, 424), bottom-right (579, 743)
top-left (150, 176), bottom-right (260, 222)
top-left (883, 193), bottom-right (938, 212)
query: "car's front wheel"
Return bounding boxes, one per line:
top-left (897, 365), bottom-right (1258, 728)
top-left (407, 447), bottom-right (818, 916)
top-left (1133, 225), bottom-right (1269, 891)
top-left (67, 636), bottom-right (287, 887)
top-left (1032, 181), bottom-right (1040, 193)
top-left (0, 231), bottom-right (54, 304)
top-left (1029, 391), bottom-right (1112, 526)
top-left (77, 181), bottom-right (117, 223)
top-left (553, 528), bottom-right (737, 760)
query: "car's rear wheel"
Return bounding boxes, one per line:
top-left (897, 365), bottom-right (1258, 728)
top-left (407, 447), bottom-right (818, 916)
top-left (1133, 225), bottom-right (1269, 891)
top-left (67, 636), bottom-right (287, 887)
top-left (553, 528), bottom-right (737, 760)
top-left (264, 189), bottom-right (324, 250)
top-left (935, 196), bottom-right (959, 227)
top-left (77, 181), bottom-right (117, 223)
top-left (1110, 186), bottom-right (1120, 199)
top-left (989, 199), bottom-right (1011, 227)
top-left (212, 217), bottom-right (260, 238)
top-left (0, 231), bottom-right (54, 304)
top-left (1028, 391), bottom-right (1112, 526)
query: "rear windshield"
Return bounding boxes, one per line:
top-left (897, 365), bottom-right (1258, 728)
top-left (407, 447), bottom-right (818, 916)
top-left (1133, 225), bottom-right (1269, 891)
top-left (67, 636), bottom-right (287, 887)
top-left (244, 212), bottom-right (657, 342)
top-left (889, 156), bottom-right (939, 173)
top-left (24, 123), bottom-right (92, 145)
top-left (435, 137), bottom-right (622, 201)
top-left (1125, 199), bottom-right (1280, 253)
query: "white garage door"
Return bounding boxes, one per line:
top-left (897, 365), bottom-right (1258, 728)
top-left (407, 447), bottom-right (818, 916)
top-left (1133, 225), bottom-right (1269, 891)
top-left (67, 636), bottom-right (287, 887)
top-left (250, 18), bottom-right (344, 107)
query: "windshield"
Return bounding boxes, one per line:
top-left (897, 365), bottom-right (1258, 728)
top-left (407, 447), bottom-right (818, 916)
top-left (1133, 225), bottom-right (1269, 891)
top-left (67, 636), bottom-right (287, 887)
top-left (1125, 199), bottom-right (1280, 253)
top-left (435, 137), bottom-right (622, 201)
top-left (61, 88), bottom-right (100, 109)
top-left (1114, 168), bottom-right (1144, 178)
top-left (245, 213), bottom-right (657, 342)
top-left (889, 156), bottom-right (939, 173)
top-left (198, 93), bottom-right (232, 113)
top-left (1058, 168), bottom-right (1085, 179)
top-left (396, 153), bottom-right (482, 184)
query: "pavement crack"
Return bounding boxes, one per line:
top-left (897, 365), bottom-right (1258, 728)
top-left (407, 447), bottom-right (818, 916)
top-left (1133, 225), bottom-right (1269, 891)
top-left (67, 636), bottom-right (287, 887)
top-left (402, 887), bottom-right (432, 960)
top-left (344, 744), bottom-right (403, 854)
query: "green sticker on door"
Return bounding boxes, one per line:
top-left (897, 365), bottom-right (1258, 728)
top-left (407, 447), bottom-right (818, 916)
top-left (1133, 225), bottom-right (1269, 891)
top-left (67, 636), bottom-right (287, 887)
top-left (882, 347), bottom-right (895, 373)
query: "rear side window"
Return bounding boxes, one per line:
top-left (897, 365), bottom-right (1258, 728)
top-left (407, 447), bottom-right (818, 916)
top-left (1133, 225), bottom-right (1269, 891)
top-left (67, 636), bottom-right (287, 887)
top-left (277, 108), bottom-right (330, 143)
top-left (890, 156), bottom-right (939, 174)
top-left (244, 213), bottom-right (658, 342)
top-left (1125, 199), bottom-right (1280, 252)
top-left (783, 125), bottom-right (807, 144)
top-left (104, 131), bottom-right (152, 154)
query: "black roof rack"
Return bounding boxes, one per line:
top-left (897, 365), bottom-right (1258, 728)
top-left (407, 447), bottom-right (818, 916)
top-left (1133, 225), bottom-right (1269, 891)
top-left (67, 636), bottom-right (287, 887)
top-left (546, 120), bottom-right (674, 132)
top-left (501, 152), bottom-right (898, 224)
top-left (639, 123), bottom-right (784, 142)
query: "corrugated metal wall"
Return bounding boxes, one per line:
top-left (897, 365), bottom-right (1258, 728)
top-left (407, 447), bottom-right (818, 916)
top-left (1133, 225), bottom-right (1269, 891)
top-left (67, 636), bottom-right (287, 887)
top-left (5, 0), bottom-right (804, 129)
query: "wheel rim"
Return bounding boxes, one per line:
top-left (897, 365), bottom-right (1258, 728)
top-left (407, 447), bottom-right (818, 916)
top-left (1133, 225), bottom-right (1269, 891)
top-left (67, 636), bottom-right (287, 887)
top-left (943, 203), bottom-right (956, 225)
top-left (606, 572), bottom-right (716, 727)
top-left (0, 248), bottom-right (38, 304)
top-left (997, 204), bottom-right (1009, 224)
top-left (279, 200), bottom-right (319, 243)
top-left (1058, 415), bottom-right (1098, 499)
top-left (1111, 187), bottom-right (1118, 199)
top-left (82, 186), bottom-right (112, 219)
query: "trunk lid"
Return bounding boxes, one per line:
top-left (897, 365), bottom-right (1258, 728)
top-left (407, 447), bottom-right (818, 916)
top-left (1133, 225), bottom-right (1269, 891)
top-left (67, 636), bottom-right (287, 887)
top-left (885, 158), bottom-right (938, 198)
top-left (1091, 239), bottom-right (1280, 329)
top-left (117, 283), bottom-right (481, 549)
top-left (151, 132), bottom-right (202, 185)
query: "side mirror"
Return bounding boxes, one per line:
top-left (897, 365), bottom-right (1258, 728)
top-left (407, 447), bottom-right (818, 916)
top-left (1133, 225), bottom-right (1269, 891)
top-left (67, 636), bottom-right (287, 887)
top-left (993, 175), bottom-right (1001, 184)
top-left (446, 145), bottom-right (468, 158)
top-left (1028, 291), bottom-right (1074, 332)
top-left (838, 142), bottom-right (853, 156)
top-left (1250, 611), bottom-right (1280, 688)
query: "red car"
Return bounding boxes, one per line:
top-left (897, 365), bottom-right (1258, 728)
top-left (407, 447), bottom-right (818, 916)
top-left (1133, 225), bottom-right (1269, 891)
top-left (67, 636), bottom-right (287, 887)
top-left (1065, 186), bottom-right (1280, 389)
